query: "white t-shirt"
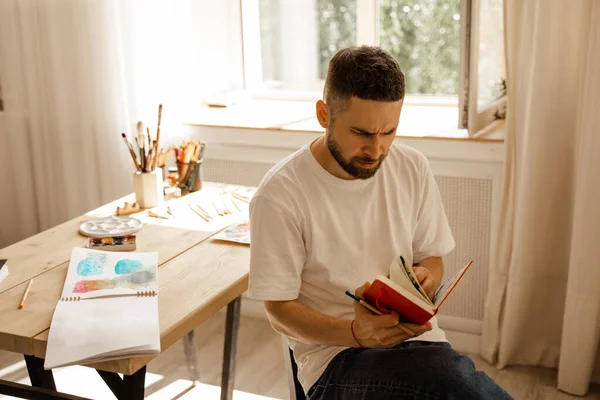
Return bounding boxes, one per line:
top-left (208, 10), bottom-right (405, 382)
top-left (247, 141), bottom-right (456, 393)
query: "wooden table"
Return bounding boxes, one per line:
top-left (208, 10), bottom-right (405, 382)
top-left (0, 183), bottom-right (252, 400)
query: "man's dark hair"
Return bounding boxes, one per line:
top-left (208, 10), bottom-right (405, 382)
top-left (324, 46), bottom-right (405, 115)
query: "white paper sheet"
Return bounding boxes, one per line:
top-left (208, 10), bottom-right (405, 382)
top-left (0, 262), bottom-right (8, 285)
top-left (44, 248), bottom-right (160, 370)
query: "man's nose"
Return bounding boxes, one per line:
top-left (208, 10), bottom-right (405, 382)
top-left (364, 135), bottom-right (383, 160)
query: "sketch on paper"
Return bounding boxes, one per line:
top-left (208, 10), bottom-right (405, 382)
top-left (213, 221), bottom-right (250, 245)
top-left (76, 253), bottom-right (107, 276)
top-left (114, 259), bottom-right (143, 274)
top-left (73, 268), bottom-right (155, 293)
top-left (64, 248), bottom-right (158, 299)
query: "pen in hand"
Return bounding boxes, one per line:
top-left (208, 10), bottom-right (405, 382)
top-left (344, 290), bottom-right (415, 337)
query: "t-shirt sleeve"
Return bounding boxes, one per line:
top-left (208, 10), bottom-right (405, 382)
top-left (247, 194), bottom-right (306, 301)
top-left (412, 156), bottom-right (456, 263)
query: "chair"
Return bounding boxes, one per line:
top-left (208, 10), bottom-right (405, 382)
top-left (281, 336), bottom-right (306, 400)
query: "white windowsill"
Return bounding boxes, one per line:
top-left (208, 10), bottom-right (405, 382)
top-left (184, 99), bottom-right (504, 142)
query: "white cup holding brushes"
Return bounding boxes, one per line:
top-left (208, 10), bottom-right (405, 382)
top-left (120, 104), bottom-right (167, 208)
top-left (133, 168), bottom-right (164, 209)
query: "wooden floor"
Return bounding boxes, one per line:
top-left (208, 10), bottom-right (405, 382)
top-left (1, 313), bottom-right (599, 400)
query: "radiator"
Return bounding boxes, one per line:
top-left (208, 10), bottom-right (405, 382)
top-left (204, 158), bottom-right (493, 323)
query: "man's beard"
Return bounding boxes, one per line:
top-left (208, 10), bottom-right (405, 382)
top-left (326, 131), bottom-right (386, 180)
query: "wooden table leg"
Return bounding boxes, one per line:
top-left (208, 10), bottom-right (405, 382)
top-left (220, 295), bottom-right (241, 400)
top-left (24, 355), bottom-right (56, 390)
top-left (183, 330), bottom-right (201, 384)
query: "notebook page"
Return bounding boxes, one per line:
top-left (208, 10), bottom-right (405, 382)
top-left (44, 296), bottom-right (160, 369)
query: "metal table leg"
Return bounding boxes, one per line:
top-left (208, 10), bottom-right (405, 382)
top-left (24, 355), bottom-right (56, 391)
top-left (220, 296), bottom-right (241, 400)
top-left (183, 330), bottom-right (201, 385)
top-left (97, 365), bottom-right (146, 400)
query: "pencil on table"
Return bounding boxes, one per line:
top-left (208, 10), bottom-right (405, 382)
top-left (196, 205), bottom-right (212, 219)
top-left (197, 206), bottom-right (212, 220)
top-left (189, 204), bottom-right (209, 222)
top-left (231, 192), bottom-right (251, 204)
top-left (221, 198), bottom-right (232, 214)
top-left (230, 196), bottom-right (241, 212)
top-left (344, 291), bottom-right (415, 336)
top-left (19, 279), bottom-right (33, 309)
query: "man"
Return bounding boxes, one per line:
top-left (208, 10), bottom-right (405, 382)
top-left (247, 46), bottom-right (511, 399)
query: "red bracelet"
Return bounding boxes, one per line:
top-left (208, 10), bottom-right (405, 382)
top-left (350, 320), bottom-right (365, 348)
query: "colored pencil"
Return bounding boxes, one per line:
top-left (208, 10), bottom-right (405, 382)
top-left (189, 204), bottom-right (209, 222)
top-left (19, 279), bottom-right (33, 309)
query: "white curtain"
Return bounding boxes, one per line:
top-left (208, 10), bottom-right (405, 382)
top-left (0, 0), bottom-right (242, 248)
top-left (0, 1), bottom-right (132, 246)
top-left (482, 0), bottom-right (600, 396)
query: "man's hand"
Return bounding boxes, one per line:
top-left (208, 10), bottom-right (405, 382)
top-left (413, 265), bottom-right (437, 300)
top-left (351, 282), bottom-right (432, 348)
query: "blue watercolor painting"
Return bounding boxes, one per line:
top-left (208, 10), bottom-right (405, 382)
top-left (114, 259), bottom-right (143, 275)
top-left (77, 254), bottom-right (107, 276)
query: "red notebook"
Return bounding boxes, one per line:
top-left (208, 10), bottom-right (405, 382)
top-left (363, 257), bottom-right (473, 325)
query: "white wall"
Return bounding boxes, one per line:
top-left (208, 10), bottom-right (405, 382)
top-left (117, 0), bottom-right (244, 134)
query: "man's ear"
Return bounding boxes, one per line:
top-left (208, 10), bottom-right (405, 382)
top-left (316, 100), bottom-right (329, 129)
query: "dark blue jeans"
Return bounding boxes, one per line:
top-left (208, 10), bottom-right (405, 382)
top-left (307, 341), bottom-right (513, 400)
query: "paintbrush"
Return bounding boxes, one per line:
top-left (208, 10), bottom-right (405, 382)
top-left (146, 127), bottom-right (152, 155)
top-left (121, 133), bottom-right (142, 172)
top-left (146, 141), bottom-right (156, 172)
top-left (152, 104), bottom-right (162, 170)
top-left (197, 141), bottom-right (205, 161)
top-left (137, 121), bottom-right (145, 171)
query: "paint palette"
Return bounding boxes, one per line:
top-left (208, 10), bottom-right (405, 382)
top-left (79, 216), bottom-right (143, 238)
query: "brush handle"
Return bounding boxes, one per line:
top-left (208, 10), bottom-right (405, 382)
top-left (122, 135), bottom-right (142, 172)
top-left (146, 127), bottom-right (152, 150)
top-left (152, 105), bottom-right (163, 170)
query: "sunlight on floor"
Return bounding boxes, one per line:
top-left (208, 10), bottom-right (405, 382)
top-left (53, 366), bottom-right (163, 399)
top-left (146, 379), bottom-right (282, 400)
top-left (0, 361), bottom-right (281, 400)
top-left (0, 360), bottom-right (26, 379)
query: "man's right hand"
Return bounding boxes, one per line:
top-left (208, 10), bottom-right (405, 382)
top-left (351, 282), bottom-right (432, 348)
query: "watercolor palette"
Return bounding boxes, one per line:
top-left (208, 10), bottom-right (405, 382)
top-left (79, 216), bottom-right (143, 238)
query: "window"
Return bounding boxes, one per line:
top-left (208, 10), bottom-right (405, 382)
top-left (242, 0), bottom-right (506, 135)
top-left (246, 0), bottom-right (357, 94)
top-left (379, 0), bottom-right (461, 98)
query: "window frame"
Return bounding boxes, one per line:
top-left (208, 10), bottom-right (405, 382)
top-left (240, 0), bottom-right (506, 135)
top-left (461, 0), bottom-right (507, 132)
